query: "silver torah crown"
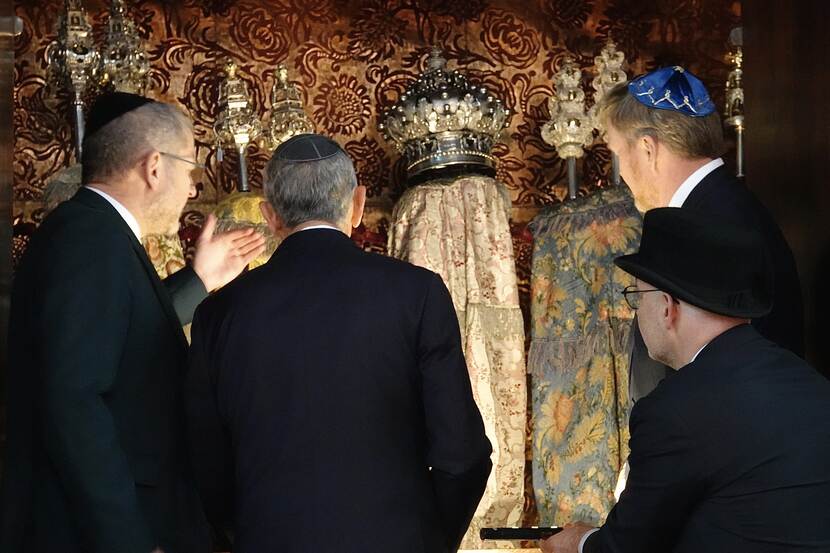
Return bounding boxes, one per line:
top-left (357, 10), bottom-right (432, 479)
top-left (378, 48), bottom-right (510, 181)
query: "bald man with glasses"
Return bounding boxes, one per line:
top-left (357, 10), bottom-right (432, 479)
top-left (542, 208), bottom-right (830, 553)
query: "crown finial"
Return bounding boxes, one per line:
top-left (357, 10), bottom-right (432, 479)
top-left (427, 47), bottom-right (447, 72)
top-left (261, 64), bottom-right (314, 151)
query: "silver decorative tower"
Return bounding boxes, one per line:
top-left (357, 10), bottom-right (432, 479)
top-left (591, 41), bottom-right (628, 186)
top-left (214, 60), bottom-right (262, 193)
top-left (99, 0), bottom-right (150, 95)
top-left (542, 57), bottom-right (594, 199)
top-left (46, 0), bottom-right (99, 160)
top-left (725, 27), bottom-right (745, 178)
top-left (260, 64), bottom-right (314, 151)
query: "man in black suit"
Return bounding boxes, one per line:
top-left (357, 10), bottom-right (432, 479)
top-left (598, 66), bottom-right (804, 402)
top-left (185, 134), bottom-right (492, 553)
top-left (542, 207), bottom-right (830, 553)
top-left (0, 93), bottom-right (265, 553)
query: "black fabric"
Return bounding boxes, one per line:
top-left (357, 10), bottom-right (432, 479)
top-left (586, 324), bottom-right (830, 553)
top-left (272, 133), bottom-right (343, 161)
top-left (627, 165), bottom-right (805, 403)
top-left (86, 92), bottom-right (156, 137)
top-left (185, 229), bottom-right (492, 553)
top-left (615, 207), bottom-right (773, 318)
top-left (682, 166), bottom-right (804, 356)
top-left (0, 187), bottom-right (209, 553)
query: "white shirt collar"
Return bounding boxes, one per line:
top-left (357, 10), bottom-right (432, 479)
top-left (298, 224), bottom-right (341, 233)
top-left (85, 186), bottom-right (142, 241)
top-left (689, 342), bottom-right (709, 364)
top-left (668, 158), bottom-right (725, 207)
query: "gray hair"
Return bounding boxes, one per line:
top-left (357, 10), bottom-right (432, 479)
top-left (81, 102), bottom-right (192, 184)
top-left (263, 148), bottom-right (357, 228)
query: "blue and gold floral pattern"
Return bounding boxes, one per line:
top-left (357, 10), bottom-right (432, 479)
top-left (528, 186), bottom-right (641, 525)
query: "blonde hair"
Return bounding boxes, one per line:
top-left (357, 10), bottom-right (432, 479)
top-left (597, 82), bottom-right (726, 159)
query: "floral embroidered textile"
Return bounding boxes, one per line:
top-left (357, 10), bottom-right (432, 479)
top-left (528, 186), bottom-right (641, 526)
top-left (388, 175), bottom-right (527, 549)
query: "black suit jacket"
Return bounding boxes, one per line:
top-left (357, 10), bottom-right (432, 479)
top-left (628, 164), bottom-right (805, 402)
top-left (185, 229), bottom-right (492, 553)
top-left (586, 324), bottom-right (830, 553)
top-left (0, 188), bottom-right (209, 553)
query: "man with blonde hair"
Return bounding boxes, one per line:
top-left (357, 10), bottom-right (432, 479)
top-left (597, 66), bottom-right (804, 402)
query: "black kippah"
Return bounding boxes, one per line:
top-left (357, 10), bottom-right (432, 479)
top-left (86, 92), bottom-right (156, 137)
top-left (272, 133), bottom-right (344, 162)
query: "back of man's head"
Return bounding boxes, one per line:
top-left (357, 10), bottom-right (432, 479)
top-left (82, 101), bottom-right (192, 185)
top-left (263, 134), bottom-right (357, 228)
top-left (597, 81), bottom-right (726, 160)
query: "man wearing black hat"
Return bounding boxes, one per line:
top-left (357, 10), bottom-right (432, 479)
top-left (541, 208), bottom-right (830, 553)
top-left (0, 93), bottom-right (265, 553)
top-left (597, 66), bottom-right (805, 404)
top-left (184, 133), bottom-right (492, 553)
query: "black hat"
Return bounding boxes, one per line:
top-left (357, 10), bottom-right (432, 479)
top-left (86, 92), bottom-right (156, 137)
top-left (272, 133), bottom-right (345, 162)
top-left (614, 207), bottom-right (773, 318)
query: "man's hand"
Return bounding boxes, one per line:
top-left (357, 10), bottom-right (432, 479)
top-left (540, 522), bottom-right (595, 553)
top-left (192, 214), bottom-right (267, 291)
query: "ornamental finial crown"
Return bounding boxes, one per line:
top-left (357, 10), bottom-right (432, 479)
top-left (378, 48), bottom-right (509, 182)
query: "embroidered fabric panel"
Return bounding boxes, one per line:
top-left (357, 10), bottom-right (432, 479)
top-left (389, 175), bottom-right (527, 549)
top-left (528, 187), bottom-right (641, 525)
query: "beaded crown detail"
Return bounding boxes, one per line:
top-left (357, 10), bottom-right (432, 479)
top-left (378, 48), bottom-right (510, 181)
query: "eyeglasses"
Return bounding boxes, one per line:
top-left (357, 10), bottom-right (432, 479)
top-left (620, 285), bottom-right (662, 310)
top-left (160, 151), bottom-right (206, 182)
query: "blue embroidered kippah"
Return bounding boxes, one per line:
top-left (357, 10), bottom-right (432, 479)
top-left (628, 66), bottom-right (715, 117)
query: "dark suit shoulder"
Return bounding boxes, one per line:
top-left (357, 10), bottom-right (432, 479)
top-left (644, 326), bottom-right (827, 435)
top-left (684, 167), bottom-right (765, 226)
top-left (196, 233), bottom-right (440, 323)
top-left (19, 199), bottom-right (135, 278)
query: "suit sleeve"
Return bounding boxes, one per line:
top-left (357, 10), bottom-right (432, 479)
top-left (184, 304), bottom-right (234, 529)
top-left (583, 396), bottom-right (702, 553)
top-left (417, 273), bottom-right (492, 550)
top-left (34, 237), bottom-right (156, 553)
top-left (163, 265), bottom-right (208, 325)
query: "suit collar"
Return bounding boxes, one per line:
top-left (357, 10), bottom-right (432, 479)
top-left (72, 187), bottom-right (190, 353)
top-left (73, 187), bottom-right (139, 243)
top-left (268, 227), bottom-right (356, 265)
top-left (688, 324), bottom-right (761, 367)
top-left (84, 185), bottom-right (143, 241)
top-left (681, 163), bottom-right (734, 209)
top-left (669, 158), bottom-right (725, 207)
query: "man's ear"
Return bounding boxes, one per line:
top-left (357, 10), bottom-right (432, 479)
top-left (141, 151), bottom-right (163, 192)
top-left (641, 134), bottom-right (659, 171)
top-left (662, 292), bottom-right (680, 329)
top-left (259, 200), bottom-right (285, 236)
top-left (350, 185), bottom-right (367, 229)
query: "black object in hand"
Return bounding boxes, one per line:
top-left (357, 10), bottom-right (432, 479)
top-left (480, 527), bottom-right (562, 540)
